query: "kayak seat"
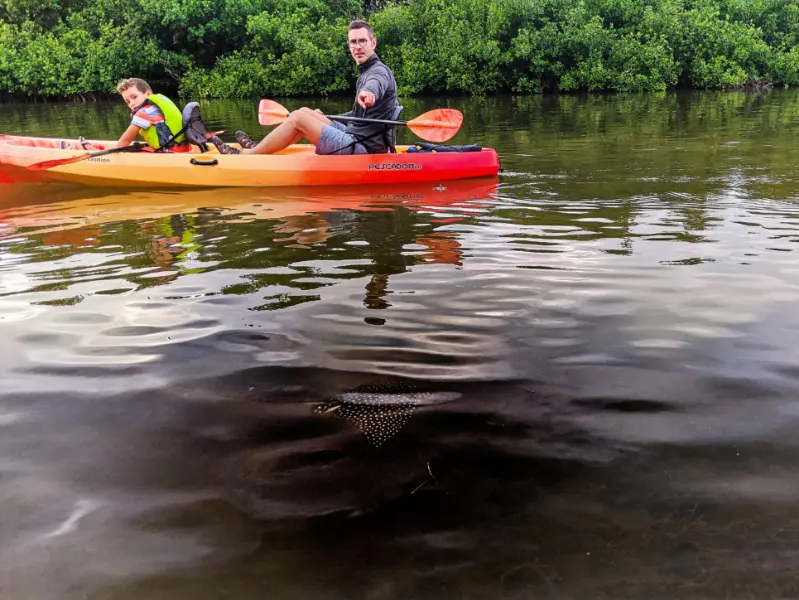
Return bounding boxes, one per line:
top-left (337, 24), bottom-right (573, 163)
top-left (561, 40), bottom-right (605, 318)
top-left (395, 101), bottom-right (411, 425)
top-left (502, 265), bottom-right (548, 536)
top-left (387, 104), bottom-right (403, 153)
top-left (181, 102), bottom-right (211, 153)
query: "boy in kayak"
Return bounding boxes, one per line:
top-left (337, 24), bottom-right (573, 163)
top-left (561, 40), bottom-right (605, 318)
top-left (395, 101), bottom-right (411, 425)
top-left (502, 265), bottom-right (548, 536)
top-left (212, 20), bottom-right (397, 156)
top-left (113, 78), bottom-right (191, 152)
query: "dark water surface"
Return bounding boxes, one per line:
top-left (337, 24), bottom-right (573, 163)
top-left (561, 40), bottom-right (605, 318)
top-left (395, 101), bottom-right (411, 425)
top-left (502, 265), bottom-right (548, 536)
top-left (2, 92), bottom-right (799, 599)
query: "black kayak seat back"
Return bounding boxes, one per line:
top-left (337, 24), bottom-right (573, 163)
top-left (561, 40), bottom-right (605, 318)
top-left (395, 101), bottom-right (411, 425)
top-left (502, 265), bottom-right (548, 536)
top-left (182, 102), bottom-right (210, 152)
top-left (387, 104), bottom-right (403, 153)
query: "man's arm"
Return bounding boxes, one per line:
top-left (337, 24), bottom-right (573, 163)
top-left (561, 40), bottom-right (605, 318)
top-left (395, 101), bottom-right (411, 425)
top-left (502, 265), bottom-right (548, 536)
top-left (357, 67), bottom-right (391, 108)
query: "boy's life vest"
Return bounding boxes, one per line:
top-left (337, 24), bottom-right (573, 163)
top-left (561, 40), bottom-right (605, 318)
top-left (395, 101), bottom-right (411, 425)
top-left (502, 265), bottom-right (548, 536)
top-left (133, 94), bottom-right (188, 151)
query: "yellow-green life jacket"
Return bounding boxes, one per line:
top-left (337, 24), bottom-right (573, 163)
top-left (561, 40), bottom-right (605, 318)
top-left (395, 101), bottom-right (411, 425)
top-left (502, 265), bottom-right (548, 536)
top-left (137, 94), bottom-right (186, 150)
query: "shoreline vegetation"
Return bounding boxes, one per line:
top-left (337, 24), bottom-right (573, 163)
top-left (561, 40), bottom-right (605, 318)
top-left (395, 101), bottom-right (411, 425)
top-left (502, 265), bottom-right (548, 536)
top-left (0, 0), bottom-right (798, 101)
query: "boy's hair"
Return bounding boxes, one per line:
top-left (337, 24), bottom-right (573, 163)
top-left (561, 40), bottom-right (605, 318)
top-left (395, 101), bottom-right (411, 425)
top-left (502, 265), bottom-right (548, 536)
top-left (348, 20), bottom-right (373, 38)
top-left (116, 78), bottom-right (152, 95)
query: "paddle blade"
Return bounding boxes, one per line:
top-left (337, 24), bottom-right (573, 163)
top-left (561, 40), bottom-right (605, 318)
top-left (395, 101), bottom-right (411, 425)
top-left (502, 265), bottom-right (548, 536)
top-left (407, 109), bottom-right (463, 142)
top-left (27, 153), bottom-right (91, 171)
top-left (258, 99), bottom-right (290, 126)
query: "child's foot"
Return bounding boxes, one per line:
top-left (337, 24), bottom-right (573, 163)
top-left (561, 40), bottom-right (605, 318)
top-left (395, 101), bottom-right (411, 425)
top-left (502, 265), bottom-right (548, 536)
top-left (235, 131), bottom-right (255, 149)
top-left (210, 136), bottom-right (240, 155)
top-left (78, 136), bottom-right (97, 150)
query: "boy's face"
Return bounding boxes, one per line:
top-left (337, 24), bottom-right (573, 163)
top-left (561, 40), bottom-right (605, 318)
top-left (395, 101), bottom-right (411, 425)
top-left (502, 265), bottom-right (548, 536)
top-left (121, 86), bottom-right (149, 111)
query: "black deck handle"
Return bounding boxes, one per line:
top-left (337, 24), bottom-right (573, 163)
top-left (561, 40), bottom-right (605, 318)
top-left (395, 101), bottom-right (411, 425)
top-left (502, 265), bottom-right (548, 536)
top-left (190, 158), bottom-right (219, 166)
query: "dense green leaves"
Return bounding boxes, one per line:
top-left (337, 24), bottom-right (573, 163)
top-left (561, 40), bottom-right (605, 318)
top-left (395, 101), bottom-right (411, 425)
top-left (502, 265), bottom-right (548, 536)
top-left (2, 0), bottom-right (799, 98)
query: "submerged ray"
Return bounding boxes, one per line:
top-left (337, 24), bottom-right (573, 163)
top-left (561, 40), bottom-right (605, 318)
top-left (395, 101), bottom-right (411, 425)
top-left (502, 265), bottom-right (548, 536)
top-left (315, 383), bottom-right (460, 446)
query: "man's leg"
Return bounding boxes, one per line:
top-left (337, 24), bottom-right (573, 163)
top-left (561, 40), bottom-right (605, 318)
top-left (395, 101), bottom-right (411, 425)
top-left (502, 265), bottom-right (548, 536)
top-left (243, 108), bottom-right (331, 155)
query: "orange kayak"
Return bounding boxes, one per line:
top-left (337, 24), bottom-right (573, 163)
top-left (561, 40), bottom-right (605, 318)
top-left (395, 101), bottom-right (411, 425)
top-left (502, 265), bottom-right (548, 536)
top-left (0, 135), bottom-right (500, 188)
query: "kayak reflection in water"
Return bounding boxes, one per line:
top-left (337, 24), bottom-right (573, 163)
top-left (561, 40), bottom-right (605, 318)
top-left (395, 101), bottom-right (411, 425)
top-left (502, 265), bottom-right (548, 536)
top-left (211, 19), bottom-right (399, 157)
top-left (140, 214), bottom-right (202, 274)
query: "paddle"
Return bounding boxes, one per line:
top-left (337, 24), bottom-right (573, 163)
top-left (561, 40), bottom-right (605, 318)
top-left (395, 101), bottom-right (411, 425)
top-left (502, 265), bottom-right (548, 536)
top-left (27, 143), bottom-right (147, 171)
top-left (258, 99), bottom-right (464, 143)
top-left (27, 131), bottom-right (226, 172)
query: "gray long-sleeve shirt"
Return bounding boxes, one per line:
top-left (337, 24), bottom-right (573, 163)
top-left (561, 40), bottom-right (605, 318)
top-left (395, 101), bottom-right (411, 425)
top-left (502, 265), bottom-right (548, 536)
top-left (343, 54), bottom-right (398, 154)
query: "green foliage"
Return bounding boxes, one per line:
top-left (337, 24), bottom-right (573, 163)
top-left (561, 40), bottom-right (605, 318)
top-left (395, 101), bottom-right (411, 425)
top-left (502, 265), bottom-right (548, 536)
top-left (2, 0), bottom-right (799, 98)
top-left (180, 0), bottom-right (358, 97)
top-left (0, 0), bottom-right (64, 28)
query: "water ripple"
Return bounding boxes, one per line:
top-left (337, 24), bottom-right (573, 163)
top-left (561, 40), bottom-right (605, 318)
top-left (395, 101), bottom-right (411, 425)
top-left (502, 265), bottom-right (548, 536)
top-left (4, 94), bottom-right (799, 599)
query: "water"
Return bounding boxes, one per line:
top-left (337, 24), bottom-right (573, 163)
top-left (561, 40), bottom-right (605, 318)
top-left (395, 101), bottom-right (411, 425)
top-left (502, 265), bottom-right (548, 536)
top-left (2, 91), bottom-right (799, 599)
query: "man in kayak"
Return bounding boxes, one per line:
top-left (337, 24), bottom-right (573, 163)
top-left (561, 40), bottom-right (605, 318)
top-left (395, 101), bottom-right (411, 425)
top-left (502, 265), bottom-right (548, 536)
top-left (113, 78), bottom-right (191, 152)
top-left (212, 20), bottom-right (397, 156)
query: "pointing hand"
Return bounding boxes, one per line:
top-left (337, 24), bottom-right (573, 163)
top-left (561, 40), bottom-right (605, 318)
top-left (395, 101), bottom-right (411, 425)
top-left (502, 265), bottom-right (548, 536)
top-left (357, 91), bottom-right (376, 109)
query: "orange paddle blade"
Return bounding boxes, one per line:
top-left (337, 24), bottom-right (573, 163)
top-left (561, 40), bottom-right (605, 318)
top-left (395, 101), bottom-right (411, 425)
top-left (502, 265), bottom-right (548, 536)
top-left (258, 99), bottom-right (290, 126)
top-left (407, 109), bottom-right (463, 143)
top-left (27, 152), bottom-right (91, 171)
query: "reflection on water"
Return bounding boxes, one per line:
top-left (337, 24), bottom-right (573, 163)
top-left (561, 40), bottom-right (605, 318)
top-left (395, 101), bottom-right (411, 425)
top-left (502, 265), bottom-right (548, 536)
top-left (3, 91), bottom-right (799, 599)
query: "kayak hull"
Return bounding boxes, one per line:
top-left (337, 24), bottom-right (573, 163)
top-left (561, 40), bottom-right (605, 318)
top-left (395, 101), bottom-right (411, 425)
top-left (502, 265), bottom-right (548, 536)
top-left (0, 177), bottom-right (498, 240)
top-left (0, 136), bottom-right (500, 188)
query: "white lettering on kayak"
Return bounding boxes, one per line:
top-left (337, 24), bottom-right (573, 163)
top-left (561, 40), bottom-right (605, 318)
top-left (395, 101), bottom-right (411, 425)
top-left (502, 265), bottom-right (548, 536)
top-left (371, 193), bottom-right (425, 200)
top-left (368, 163), bottom-right (422, 171)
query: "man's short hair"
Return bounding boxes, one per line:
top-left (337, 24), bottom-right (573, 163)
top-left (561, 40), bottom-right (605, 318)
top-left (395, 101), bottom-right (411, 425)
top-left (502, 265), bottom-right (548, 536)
top-left (348, 20), bottom-right (374, 38)
top-left (116, 78), bottom-right (152, 95)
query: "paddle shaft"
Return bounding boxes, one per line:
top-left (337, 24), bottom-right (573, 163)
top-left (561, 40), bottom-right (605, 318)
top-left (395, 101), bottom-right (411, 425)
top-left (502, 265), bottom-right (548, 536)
top-left (258, 100), bottom-right (463, 141)
top-left (78, 143), bottom-right (148, 159)
top-left (89, 145), bottom-right (141, 158)
top-left (328, 115), bottom-right (405, 127)
top-left (27, 143), bottom-right (146, 171)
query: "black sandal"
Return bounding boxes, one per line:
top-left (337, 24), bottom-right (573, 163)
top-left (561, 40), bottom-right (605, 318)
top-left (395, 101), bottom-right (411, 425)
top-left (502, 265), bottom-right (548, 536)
top-left (235, 131), bottom-right (255, 149)
top-left (210, 136), bottom-right (240, 155)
